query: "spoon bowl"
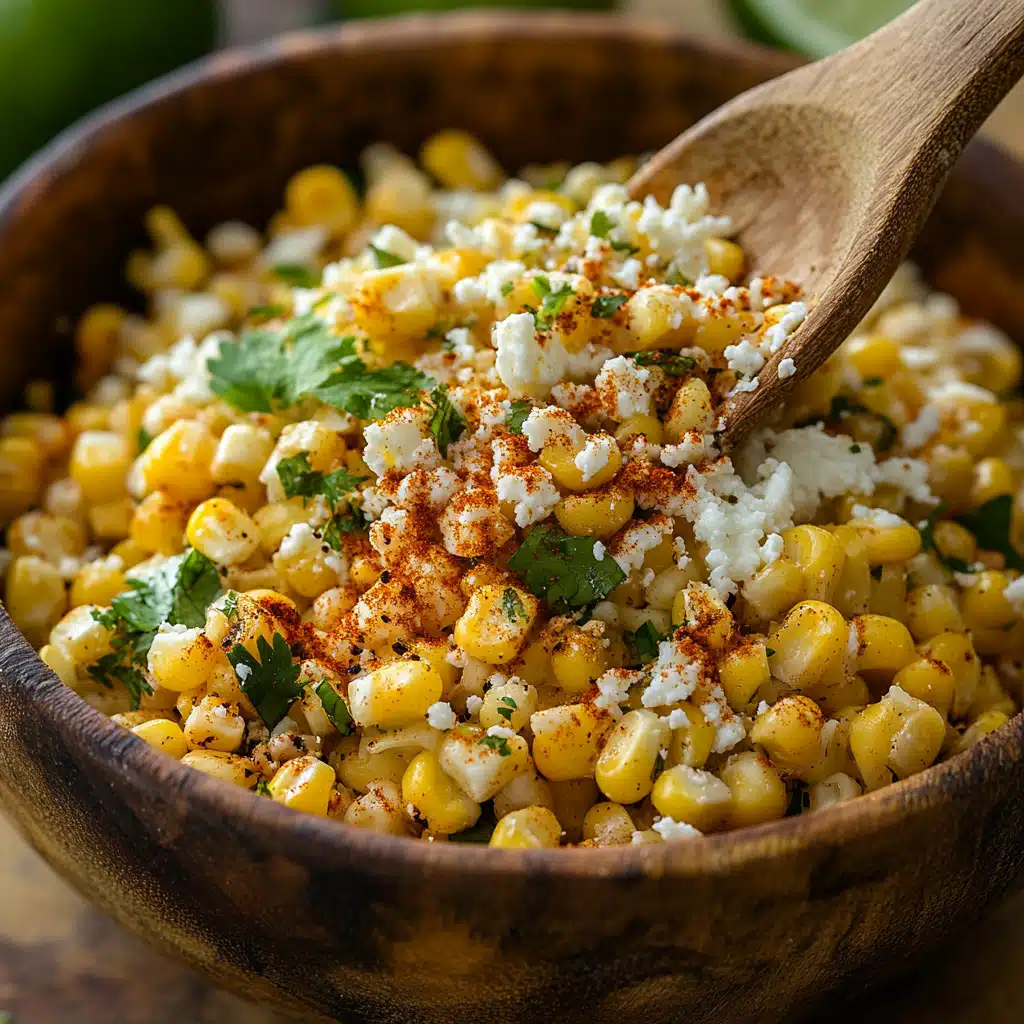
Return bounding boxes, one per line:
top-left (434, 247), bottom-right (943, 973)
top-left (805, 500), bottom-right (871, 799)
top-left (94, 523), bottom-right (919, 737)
top-left (1, 13), bottom-right (1024, 1023)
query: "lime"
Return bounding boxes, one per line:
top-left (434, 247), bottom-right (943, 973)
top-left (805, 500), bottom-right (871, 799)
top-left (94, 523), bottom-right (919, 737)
top-left (0, 0), bottom-right (217, 179)
top-left (332, 0), bottom-right (615, 17)
top-left (727, 0), bottom-right (916, 58)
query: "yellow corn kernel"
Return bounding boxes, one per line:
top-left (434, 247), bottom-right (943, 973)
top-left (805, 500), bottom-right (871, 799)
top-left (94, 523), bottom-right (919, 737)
top-left (70, 557), bottom-right (127, 608)
top-left (972, 457), bottom-right (1015, 508)
top-left (906, 584), bottom-right (964, 642)
top-left (918, 631), bottom-right (981, 718)
top-left (149, 241), bottom-right (211, 291)
top-left (767, 600), bottom-right (848, 690)
top-left (885, 688), bottom-right (946, 779)
top-left (492, 769), bottom-right (556, 820)
top-left (40, 643), bottom-right (77, 687)
top-left (845, 334), bottom-right (901, 379)
top-left (48, 605), bottom-right (114, 665)
top-left (66, 402), bottom-right (110, 436)
top-left (828, 524), bottom-right (872, 618)
top-left (147, 627), bottom-right (219, 693)
top-left (186, 497), bottom-right (259, 566)
top-left (349, 659), bottom-right (443, 729)
top-left (437, 725), bottom-right (530, 801)
top-left (672, 581), bottom-right (734, 649)
top-left (531, 703), bottom-right (613, 782)
top-left (929, 445), bottom-right (975, 509)
top-left (550, 627), bottom-right (610, 693)
top-left (892, 657), bottom-right (956, 718)
top-left (130, 490), bottom-right (189, 555)
top-left (7, 511), bottom-right (86, 561)
top-left (131, 718), bottom-right (188, 759)
top-left (969, 665), bottom-right (1016, 720)
top-left (952, 709), bottom-right (1011, 755)
top-left (490, 805), bottom-right (562, 849)
top-left (693, 310), bottom-right (759, 355)
top-left (718, 641), bottom-right (771, 709)
top-left (539, 433), bottom-right (621, 492)
top-left (253, 498), bottom-right (308, 555)
top-left (285, 165), bottom-right (358, 234)
top-left (181, 749), bottom-right (258, 789)
top-left (782, 525), bottom-right (845, 603)
top-left (932, 521), bottom-right (977, 565)
top-left (737, 557), bottom-right (805, 628)
top-left (183, 695), bottom-right (245, 753)
top-left (0, 436), bottom-right (45, 523)
top-left (664, 378), bottom-right (714, 441)
top-left (75, 303), bottom-right (123, 386)
top-left (750, 695), bottom-right (826, 778)
top-left (652, 765), bottom-right (733, 832)
top-left (703, 237), bottom-right (745, 281)
top-left (454, 584), bottom-right (538, 665)
top-left (2, 412), bottom-right (70, 460)
top-left (5, 555), bottom-right (67, 647)
top-left (614, 413), bottom-right (664, 446)
top-left (808, 772), bottom-right (862, 812)
top-left (421, 130), bottom-right (503, 191)
top-left (555, 486), bottom-right (634, 538)
top-left (139, 419), bottom-right (216, 502)
top-left (665, 702), bottom-right (716, 768)
top-left (594, 709), bottom-right (670, 805)
top-left (943, 401), bottom-right (1007, 458)
top-left (268, 754), bottom-right (337, 816)
top-left (210, 423), bottom-right (275, 486)
top-left (479, 679), bottom-right (538, 732)
top-left (850, 614), bottom-right (916, 680)
top-left (328, 734), bottom-right (410, 793)
top-left (350, 263), bottom-right (442, 344)
top-left (868, 563), bottom-right (908, 621)
top-left (849, 514), bottom-right (922, 564)
top-left (582, 802), bottom-right (635, 846)
top-left (88, 498), bottom-right (134, 542)
top-left (962, 570), bottom-right (1016, 631)
top-left (720, 752), bottom-right (788, 828)
top-left (344, 780), bottom-right (415, 836)
top-left (402, 750), bottom-right (481, 834)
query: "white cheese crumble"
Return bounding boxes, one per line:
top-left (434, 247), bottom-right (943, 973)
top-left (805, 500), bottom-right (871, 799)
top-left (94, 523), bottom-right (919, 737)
top-left (521, 406), bottom-right (584, 452)
top-left (466, 694), bottom-right (484, 716)
top-left (851, 505), bottom-right (906, 527)
top-left (777, 357), bottom-right (797, 379)
top-left (901, 405), bottom-right (940, 451)
top-left (426, 702), bottom-right (458, 731)
top-left (593, 541), bottom-right (606, 561)
top-left (594, 355), bottom-right (661, 419)
top-left (363, 407), bottom-right (440, 477)
top-left (724, 339), bottom-right (765, 377)
top-left (763, 301), bottom-right (807, 353)
top-left (486, 725), bottom-right (516, 740)
top-left (641, 641), bottom-right (700, 707)
top-left (1003, 576), bottom-right (1024, 613)
top-left (652, 817), bottom-right (703, 841)
top-left (574, 434), bottom-right (616, 482)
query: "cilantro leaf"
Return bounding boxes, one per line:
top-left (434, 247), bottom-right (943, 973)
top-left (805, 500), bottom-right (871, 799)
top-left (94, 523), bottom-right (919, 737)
top-left (313, 360), bottom-right (433, 421)
top-left (508, 525), bottom-right (626, 612)
top-left (322, 468), bottom-right (367, 507)
top-left (111, 549), bottom-right (220, 635)
top-left (478, 734), bottom-right (513, 757)
top-left (255, 778), bottom-right (272, 797)
top-left (228, 632), bottom-right (303, 728)
top-left (87, 654), bottom-right (152, 711)
top-left (314, 678), bottom-right (353, 735)
top-left (919, 503), bottom-right (971, 574)
top-left (531, 277), bottom-right (575, 330)
top-left (624, 620), bottom-right (665, 666)
top-left (506, 399), bottom-right (532, 435)
top-left (276, 452), bottom-right (323, 501)
top-left (369, 244), bottom-right (405, 269)
top-left (610, 240), bottom-right (640, 255)
top-left (496, 695), bottom-right (518, 723)
top-left (426, 385), bottom-right (466, 457)
top-left (529, 220), bottom-right (559, 235)
top-left (589, 211), bottom-right (614, 238)
top-left (222, 591), bottom-right (240, 620)
top-left (323, 508), bottom-right (367, 550)
top-left (631, 350), bottom-right (697, 376)
top-left (272, 263), bottom-right (321, 288)
top-left (591, 294), bottom-right (628, 319)
top-left (500, 281), bottom-right (515, 298)
top-left (665, 269), bottom-right (693, 287)
top-left (502, 588), bottom-right (527, 623)
top-left (450, 812), bottom-right (496, 844)
top-left (170, 548), bottom-right (223, 628)
top-left (247, 303), bottom-right (286, 322)
top-left (955, 495), bottom-right (1024, 571)
top-left (137, 426), bottom-right (153, 454)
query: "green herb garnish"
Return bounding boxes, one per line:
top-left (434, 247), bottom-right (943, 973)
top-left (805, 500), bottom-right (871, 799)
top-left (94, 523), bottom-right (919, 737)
top-left (478, 734), bottom-right (513, 757)
top-left (765, 647), bottom-right (776, 657)
top-left (222, 590), bottom-right (240, 620)
top-left (631, 350), bottom-right (697, 376)
top-left (531, 275), bottom-right (575, 329)
top-left (502, 588), bottom-right (527, 623)
top-left (529, 220), bottom-right (559, 235)
top-left (228, 632), bottom-right (303, 729)
top-left (369, 244), bottom-right (405, 269)
top-left (506, 399), bottom-right (532, 435)
top-left (610, 240), bottom-right (640, 255)
top-left (323, 507), bottom-right (367, 550)
top-left (314, 678), bottom-right (354, 735)
top-left (247, 303), bottom-right (287, 322)
top-left (624, 620), bottom-right (665, 666)
top-left (137, 426), bottom-right (153, 454)
top-left (272, 263), bottom-right (321, 289)
top-left (955, 495), bottom-right (1024, 571)
top-left (591, 294), bottom-right (629, 319)
top-left (276, 451), bottom-right (365, 507)
top-left (508, 525), bottom-right (626, 613)
top-left (496, 695), bottom-right (518, 724)
top-left (500, 281), bottom-right (515, 297)
top-left (427, 385), bottom-right (466, 457)
top-left (255, 779), bottom-right (272, 797)
top-left (589, 211), bottom-right (614, 238)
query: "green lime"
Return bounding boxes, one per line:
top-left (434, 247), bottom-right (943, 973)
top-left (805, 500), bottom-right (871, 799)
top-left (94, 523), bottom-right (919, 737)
top-left (727, 0), bottom-right (915, 58)
top-left (0, 0), bottom-right (217, 179)
top-left (332, 0), bottom-right (615, 17)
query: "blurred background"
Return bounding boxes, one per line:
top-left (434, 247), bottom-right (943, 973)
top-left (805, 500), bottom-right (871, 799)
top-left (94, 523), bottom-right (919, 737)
top-left (0, 1), bottom-right (1022, 1022)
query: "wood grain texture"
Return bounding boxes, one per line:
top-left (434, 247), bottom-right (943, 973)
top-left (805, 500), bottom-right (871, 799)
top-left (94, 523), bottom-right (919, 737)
top-left (630, 0), bottom-right (1024, 449)
top-left (0, 12), bottom-right (1023, 1024)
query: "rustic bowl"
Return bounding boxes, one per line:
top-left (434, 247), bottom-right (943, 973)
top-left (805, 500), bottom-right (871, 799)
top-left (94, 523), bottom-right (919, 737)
top-left (1, 12), bottom-right (1023, 1024)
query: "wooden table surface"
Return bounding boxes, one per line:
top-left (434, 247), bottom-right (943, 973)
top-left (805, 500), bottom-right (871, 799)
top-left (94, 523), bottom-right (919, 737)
top-left (2, 2), bottom-right (1023, 1022)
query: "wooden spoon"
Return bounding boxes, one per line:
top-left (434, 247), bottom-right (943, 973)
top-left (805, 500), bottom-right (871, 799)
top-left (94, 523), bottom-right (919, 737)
top-left (629, 0), bottom-right (1024, 450)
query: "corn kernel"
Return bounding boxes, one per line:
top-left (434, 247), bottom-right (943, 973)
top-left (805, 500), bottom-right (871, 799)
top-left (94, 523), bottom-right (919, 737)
top-left (348, 659), bottom-right (444, 729)
top-left (550, 627), bottom-right (610, 693)
top-left (665, 702), bottom-right (716, 768)
top-left (421, 130), bottom-right (503, 191)
top-left (437, 725), bottom-right (530, 801)
top-left (767, 600), bottom-right (848, 690)
top-left (782, 525), bottom-right (845, 603)
top-left (850, 614), bottom-right (917, 679)
top-left (703, 237), bottom-right (745, 281)
top-left (595, 709), bottom-right (670, 804)
top-left (147, 627), bottom-right (219, 693)
top-left (186, 497), bottom-right (259, 566)
top-left (268, 754), bottom-right (337, 816)
top-left (285, 165), bottom-right (359, 235)
top-left (719, 752), bottom-right (787, 828)
top-left (750, 695), bottom-right (825, 778)
top-left (454, 584), bottom-right (537, 665)
top-left (490, 805), bottom-right (562, 849)
top-left (892, 657), bottom-right (956, 718)
top-left (582, 802), bottom-right (635, 846)
top-left (402, 750), bottom-right (481, 834)
top-left (139, 419), bottom-right (216, 502)
top-left (554, 486), bottom-right (634, 538)
top-left (652, 765), bottom-right (733, 831)
top-left (180, 749), bottom-right (258, 789)
top-left (6, 555), bottom-right (68, 647)
top-left (531, 703), bottom-right (613, 782)
top-left (131, 718), bottom-right (188, 759)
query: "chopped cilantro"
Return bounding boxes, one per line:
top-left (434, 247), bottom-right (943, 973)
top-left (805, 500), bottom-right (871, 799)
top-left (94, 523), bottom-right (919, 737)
top-left (591, 294), bottom-right (629, 318)
top-left (255, 779), bottom-right (272, 797)
top-left (313, 360), bottom-right (434, 421)
top-left (918, 502), bottom-right (971, 574)
top-left (88, 655), bottom-right (151, 710)
top-left (508, 525), bottom-right (626, 612)
top-left (247, 303), bottom-right (287, 322)
top-left (500, 281), bottom-right (514, 297)
top-left (862, 376), bottom-right (884, 387)
top-left (531, 275), bottom-right (575, 329)
top-left (228, 632), bottom-right (303, 728)
top-left (665, 269), bottom-right (693, 287)
top-left (765, 647), bottom-right (776, 657)
top-left (496, 695), bottom-right (518, 723)
top-left (631, 350), bottom-right (697, 376)
top-left (624, 620), bottom-right (665, 666)
top-left (450, 812), bottom-right (496, 843)
top-left (427, 385), bottom-right (466, 457)
top-left (955, 495), bottom-right (1024, 571)
top-left (275, 451), bottom-right (365, 507)
top-left (589, 210), bottom-right (614, 238)
top-left (651, 750), bottom-right (666, 781)
top-left (314, 678), bottom-right (354, 735)
top-left (137, 426), bottom-right (153, 454)
top-left (502, 588), bottom-right (527, 623)
top-left (272, 263), bottom-right (321, 289)
top-left (369, 244), bottom-right (405, 269)
top-left (610, 240), bottom-right (640, 255)
top-left (797, 394), bottom-right (897, 451)
top-left (529, 220), bottom-right (559, 235)
top-left (323, 507), bottom-right (367, 550)
top-left (478, 734), bottom-right (513, 757)
top-left (222, 591), bottom-right (240, 620)
top-left (427, 320), bottom-right (451, 340)
top-left (506, 399), bottom-right (532, 435)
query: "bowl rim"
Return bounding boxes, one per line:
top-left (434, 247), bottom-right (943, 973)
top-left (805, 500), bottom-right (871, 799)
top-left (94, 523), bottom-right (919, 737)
top-left (1, 9), bottom-right (1022, 880)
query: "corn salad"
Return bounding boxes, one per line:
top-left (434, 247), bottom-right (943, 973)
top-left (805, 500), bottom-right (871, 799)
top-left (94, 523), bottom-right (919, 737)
top-left (6, 131), bottom-right (1023, 848)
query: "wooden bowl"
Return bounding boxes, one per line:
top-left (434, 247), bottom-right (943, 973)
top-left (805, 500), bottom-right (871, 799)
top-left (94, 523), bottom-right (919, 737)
top-left (1, 13), bottom-right (1023, 1023)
